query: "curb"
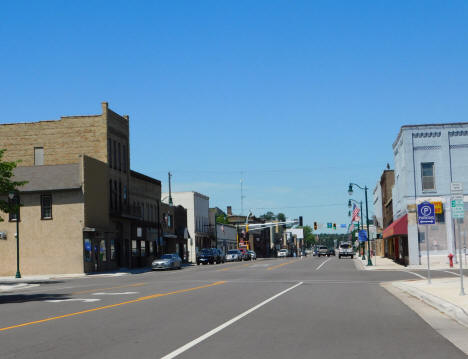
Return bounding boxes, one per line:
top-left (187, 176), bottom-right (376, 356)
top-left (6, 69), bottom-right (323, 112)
top-left (392, 282), bottom-right (468, 329)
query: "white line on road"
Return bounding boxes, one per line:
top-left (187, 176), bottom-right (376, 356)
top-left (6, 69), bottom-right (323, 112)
top-left (92, 291), bottom-right (139, 295)
top-left (45, 298), bottom-right (101, 303)
top-left (315, 257), bottom-right (332, 270)
top-left (160, 282), bottom-right (303, 359)
top-left (405, 271), bottom-right (426, 280)
top-left (440, 270), bottom-right (460, 277)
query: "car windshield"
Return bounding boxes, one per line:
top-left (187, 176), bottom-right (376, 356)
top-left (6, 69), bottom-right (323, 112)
top-left (280, 249), bottom-right (287, 252)
top-left (340, 244), bottom-right (350, 249)
top-left (161, 254), bottom-right (173, 259)
top-left (201, 249), bottom-right (211, 254)
top-left (319, 246), bottom-right (328, 249)
top-left (228, 250), bottom-right (238, 254)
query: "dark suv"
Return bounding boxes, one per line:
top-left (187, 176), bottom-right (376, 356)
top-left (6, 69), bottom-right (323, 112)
top-left (211, 248), bottom-right (225, 264)
top-left (197, 248), bottom-right (215, 265)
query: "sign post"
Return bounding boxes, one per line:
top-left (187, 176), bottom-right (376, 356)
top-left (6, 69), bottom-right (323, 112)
top-left (451, 182), bottom-right (465, 296)
top-left (418, 201), bottom-right (435, 284)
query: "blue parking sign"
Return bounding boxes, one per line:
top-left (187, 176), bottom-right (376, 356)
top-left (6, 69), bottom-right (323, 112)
top-left (417, 201), bottom-right (435, 225)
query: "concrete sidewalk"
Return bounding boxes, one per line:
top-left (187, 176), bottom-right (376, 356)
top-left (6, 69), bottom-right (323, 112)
top-left (354, 254), bottom-right (467, 271)
top-left (392, 277), bottom-right (468, 329)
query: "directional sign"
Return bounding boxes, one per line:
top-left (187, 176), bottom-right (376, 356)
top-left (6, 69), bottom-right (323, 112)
top-left (451, 196), bottom-right (465, 219)
top-left (358, 230), bottom-right (367, 242)
top-left (417, 201), bottom-right (435, 225)
top-left (451, 182), bottom-right (463, 194)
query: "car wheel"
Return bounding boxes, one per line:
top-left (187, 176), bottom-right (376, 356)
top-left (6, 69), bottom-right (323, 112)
top-left (351, 255), bottom-right (354, 259)
top-left (339, 255), bottom-right (341, 259)
top-left (197, 262), bottom-right (200, 265)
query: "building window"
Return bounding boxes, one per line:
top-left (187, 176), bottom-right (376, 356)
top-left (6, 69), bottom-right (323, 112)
top-left (421, 162), bottom-right (435, 191)
top-left (110, 239), bottom-right (116, 260)
top-left (100, 240), bottom-right (107, 262)
top-left (41, 194), bottom-right (52, 219)
top-left (34, 147), bottom-right (44, 166)
top-left (132, 240), bottom-right (138, 256)
top-left (108, 139), bottom-right (112, 168)
top-left (123, 145), bottom-right (127, 173)
top-left (123, 184), bottom-right (127, 202)
top-left (113, 140), bottom-right (117, 170)
top-left (119, 181), bottom-right (122, 209)
top-left (109, 180), bottom-right (113, 210)
top-left (118, 143), bottom-right (121, 171)
top-left (114, 181), bottom-right (118, 210)
top-left (141, 241), bottom-right (146, 256)
top-left (168, 214), bottom-right (173, 228)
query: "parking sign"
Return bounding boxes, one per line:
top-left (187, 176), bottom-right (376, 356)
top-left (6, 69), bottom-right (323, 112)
top-left (417, 201), bottom-right (435, 225)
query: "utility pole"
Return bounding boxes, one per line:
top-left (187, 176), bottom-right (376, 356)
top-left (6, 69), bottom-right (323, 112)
top-left (168, 172), bottom-right (173, 206)
top-left (240, 172), bottom-right (245, 215)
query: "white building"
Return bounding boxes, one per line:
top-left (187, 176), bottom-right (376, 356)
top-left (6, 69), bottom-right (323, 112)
top-left (373, 180), bottom-right (383, 230)
top-left (390, 123), bottom-right (468, 265)
top-left (162, 191), bottom-right (210, 263)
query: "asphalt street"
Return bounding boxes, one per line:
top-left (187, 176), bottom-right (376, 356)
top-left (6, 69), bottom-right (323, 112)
top-left (0, 257), bottom-right (466, 358)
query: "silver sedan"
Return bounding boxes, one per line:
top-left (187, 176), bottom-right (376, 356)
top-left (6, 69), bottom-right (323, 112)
top-left (151, 254), bottom-right (182, 270)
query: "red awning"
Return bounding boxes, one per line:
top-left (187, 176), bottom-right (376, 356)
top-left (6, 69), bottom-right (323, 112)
top-left (383, 214), bottom-right (408, 239)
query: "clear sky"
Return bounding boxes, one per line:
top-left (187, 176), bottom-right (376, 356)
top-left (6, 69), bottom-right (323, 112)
top-left (1, 1), bottom-right (468, 233)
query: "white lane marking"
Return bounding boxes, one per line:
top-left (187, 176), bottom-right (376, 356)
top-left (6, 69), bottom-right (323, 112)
top-left (45, 298), bottom-right (101, 303)
top-left (92, 291), bottom-right (139, 296)
top-left (440, 270), bottom-right (459, 277)
top-left (405, 271), bottom-right (426, 280)
top-left (315, 257), bottom-right (332, 270)
top-left (161, 282), bottom-right (303, 359)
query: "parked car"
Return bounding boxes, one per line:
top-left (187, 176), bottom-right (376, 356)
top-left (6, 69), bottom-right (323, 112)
top-left (248, 250), bottom-right (257, 260)
top-left (312, 247), bottom-right (319, 256)
top-left (197, 248), bottom-right (216, 265)
top-left (225, 249), bottom-right (242, 262)
top-left (338, 242), bottom-right (354, 259)
top-left (152, 253), bottom-right (182, 270)
top-left (328, 248), bottom-right (336, 256)
top-left (277, 249), bottom-right (288, 258)
top-left (239, 248), bottom-right (250, 261)
top-left (212, 248), bottom-right (225, 264)
top-left (317, 245), bottom-right (329, 257)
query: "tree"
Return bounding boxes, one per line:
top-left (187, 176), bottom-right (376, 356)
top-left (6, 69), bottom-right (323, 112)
top-left (302, 225), bottom-right (315, 248)
top-left (276, 213), bottom-right (286, 222)
top-left (215, 214), bottom-right (229, 224)
top-left (259, 211), bottom-right (275, 221)
top-left (0, 149), bottom-right (26, 221)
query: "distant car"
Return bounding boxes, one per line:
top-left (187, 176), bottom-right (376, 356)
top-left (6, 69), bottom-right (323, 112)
top-left (338, 242), bottom-right (354, 259)
top-left (225, 249), bottom-right (242, 262)
top-left (152, 253), bottom-right (182, 270)
top-left (277, 249), bottom-right (288, 258)
top-left (317, 246), bottom-right (329, 257)
top-left (212, 248), bottom-right (225, 264)
top-left (197, 248), bottom-right (215, 265)
top-left (248, 250), bottom-right (257, 260)
top-left (328, 248), bottom-right (336, 256)
top-left (313, 247), bottom-right (319, 256)
top-left (239, 248), bottom-right (250, 261)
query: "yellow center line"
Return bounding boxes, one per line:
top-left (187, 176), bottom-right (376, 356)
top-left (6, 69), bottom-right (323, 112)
top-left (267, 260), bottom-right (296, 271)
top-left (0, 281), bottom-right (226, 332)
top-left (72, 282), bottom-right (146, 295)
top-left (217, 263), bottom-right (251, 272)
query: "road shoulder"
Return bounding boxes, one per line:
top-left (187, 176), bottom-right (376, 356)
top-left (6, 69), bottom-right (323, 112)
top-left (382, 281), bottom-right (468, 356)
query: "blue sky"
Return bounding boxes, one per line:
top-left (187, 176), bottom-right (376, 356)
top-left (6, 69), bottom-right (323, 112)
top-left (1, 1), bottom-right (468, 232)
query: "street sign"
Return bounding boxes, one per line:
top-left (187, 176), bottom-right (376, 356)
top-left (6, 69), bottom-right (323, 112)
top-left (358, 230), bottom-right (367, 242)
top-left (451, 196), bottom-right (465, 219)
top-left (432, 201), bottom-right (443, 214)
top-left (451, 182), bottom-right (463, 194)
top-left (417, 201), bottom-right (436, 225)
top-left (327, 223), bottom-right (332, 229)
top-left (340, 224), bottom-right (347, 228)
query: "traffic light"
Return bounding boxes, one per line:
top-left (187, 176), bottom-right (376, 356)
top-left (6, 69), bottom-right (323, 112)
top-left (298, 216), bottom-right (303, 226)
top-left (314, 222), bottom-right (318, 230)
top-left (333, 223), bottom-right (336, 230)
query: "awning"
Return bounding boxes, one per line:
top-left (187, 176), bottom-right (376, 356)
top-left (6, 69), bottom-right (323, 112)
top-left (382, 214), bottom-right (408, 239)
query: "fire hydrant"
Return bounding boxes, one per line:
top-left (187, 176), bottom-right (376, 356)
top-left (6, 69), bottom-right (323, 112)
top-left (448, 253), bottom-right (454, 268)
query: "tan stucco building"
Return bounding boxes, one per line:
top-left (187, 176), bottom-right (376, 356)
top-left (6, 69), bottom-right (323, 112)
top-left (0, 102), bottom-right (187, 276)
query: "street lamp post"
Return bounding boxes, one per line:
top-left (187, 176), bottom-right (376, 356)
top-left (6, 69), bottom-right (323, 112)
top-left (8, 191), bottom-right (21, 278)
top-left (348, 183), bottom-right (372, 266)
top-left (348, 199), bottom-right (364, 260)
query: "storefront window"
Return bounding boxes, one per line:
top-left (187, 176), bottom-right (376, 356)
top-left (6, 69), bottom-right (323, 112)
top-left (141, 241), bottom-right (146, 256)
top-left (84, 238), bottom-right (92, 262)
top-left (110, 240), bottom-right (116, 260)
top-left (100, 240), bottom-right (107, 262)
top-left (132, 240), bottom-right (138, 256)
top-left (149, 241), bottom-right (154, 254)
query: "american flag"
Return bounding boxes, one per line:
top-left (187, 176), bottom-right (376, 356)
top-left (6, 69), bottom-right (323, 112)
top-left (351, 204), bottom-right (360, 223)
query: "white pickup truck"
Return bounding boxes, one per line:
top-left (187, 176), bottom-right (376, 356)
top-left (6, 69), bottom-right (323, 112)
top-left (338, 242), bottom-right (354, 259)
